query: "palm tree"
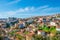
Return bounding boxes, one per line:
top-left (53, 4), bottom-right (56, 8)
top-left (0, 36), bottom-right (3, 40)
top-left (15, 34), bottom-right (24, 40)
top-left (49, 26), bottom-right (56, 37)
top-left (24, 31), bottom-right (31, 40)
top-left (33, 34), bottom-right (43, 40)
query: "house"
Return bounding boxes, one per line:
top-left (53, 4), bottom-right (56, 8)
top-left (7, 17), bottom-right (18, 27)
top-left (18, 20), bottom-right (26, 29)
top-left (0, 21), bottom-right (7, 28)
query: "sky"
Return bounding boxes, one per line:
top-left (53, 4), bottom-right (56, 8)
top-left (0, 0), bottom-right (60, 18)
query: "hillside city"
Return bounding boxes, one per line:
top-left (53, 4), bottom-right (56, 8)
top-left (0, 14), bottom-right (60, 40)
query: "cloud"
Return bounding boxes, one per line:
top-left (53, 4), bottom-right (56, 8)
top-left (0, 5), bottom-right (60, 18)
top-left (0, 14), bottom-right (4, 18)
top-left (16, 5), bottom-right (48, 13)
top-left (7, 0), bottom-right (21, 5)
top-left (16, 7), bottom-right (35, 13)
